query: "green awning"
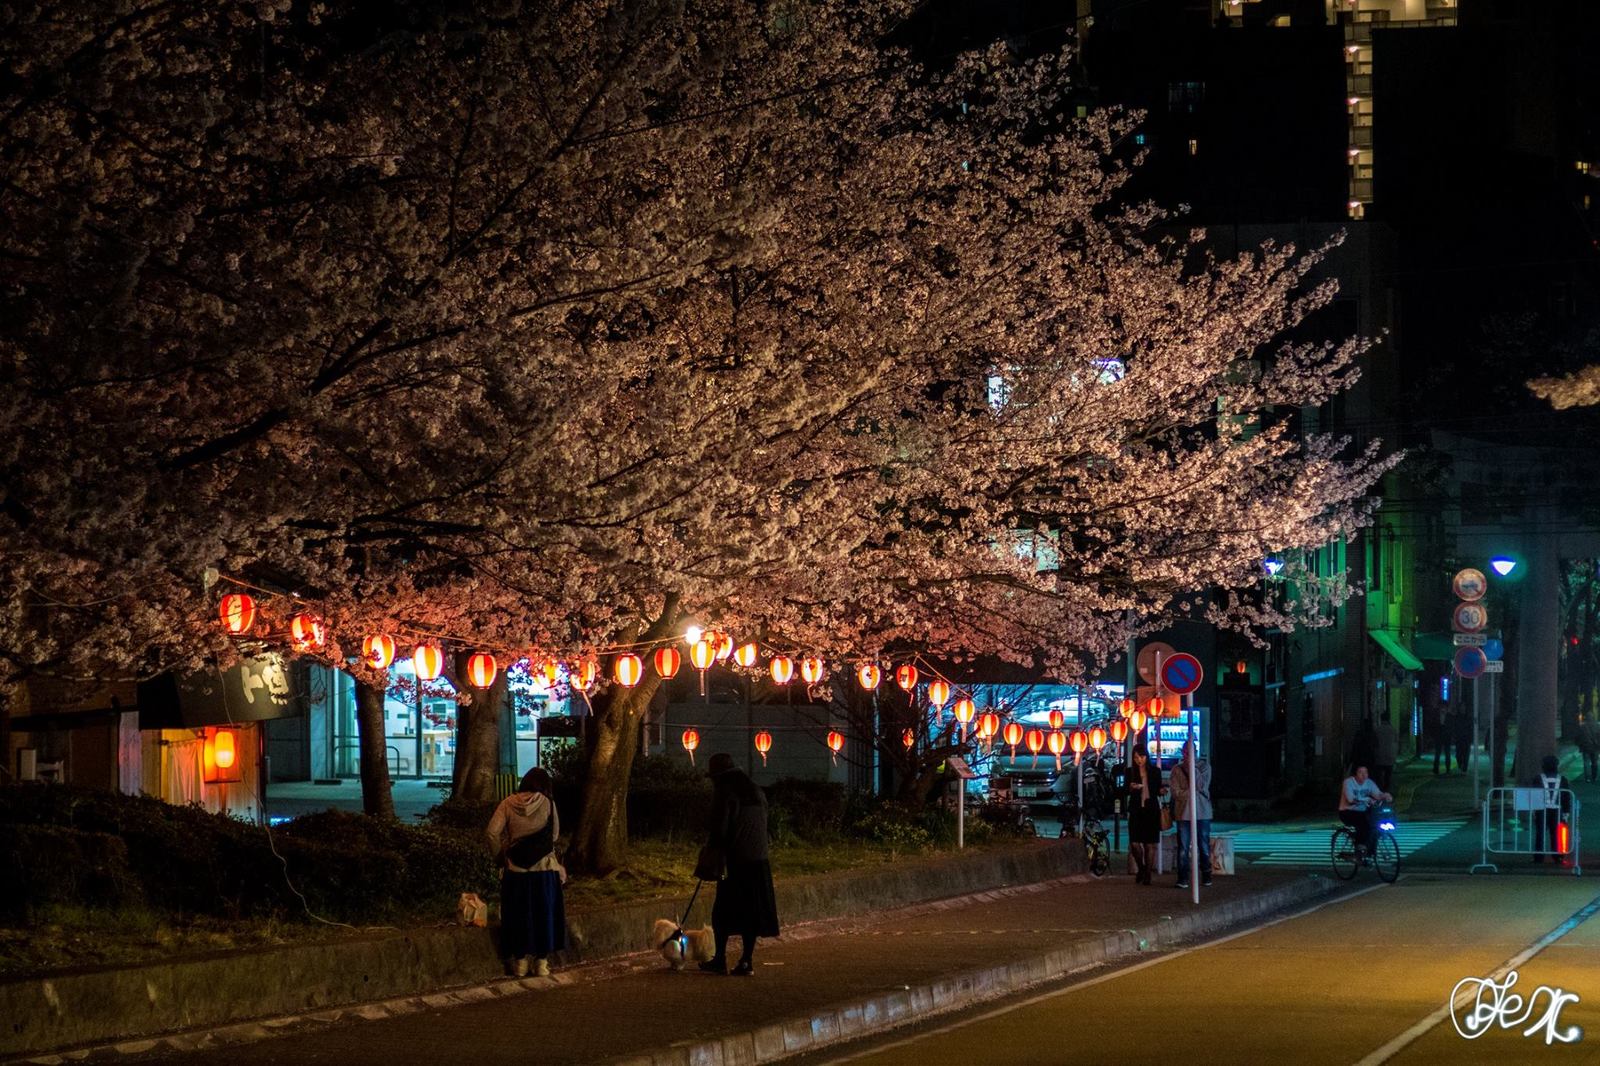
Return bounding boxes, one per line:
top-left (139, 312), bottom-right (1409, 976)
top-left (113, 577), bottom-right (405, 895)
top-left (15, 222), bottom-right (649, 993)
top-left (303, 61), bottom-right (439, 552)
top-left (1413, 631), bottom-right (1458, 663)
top-left (1369, 629), bottom-right (1424, 672)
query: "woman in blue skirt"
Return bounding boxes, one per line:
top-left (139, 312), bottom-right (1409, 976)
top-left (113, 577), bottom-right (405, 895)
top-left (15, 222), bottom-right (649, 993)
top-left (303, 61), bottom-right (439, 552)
top-left (486, 768), bottom-right (568, 976)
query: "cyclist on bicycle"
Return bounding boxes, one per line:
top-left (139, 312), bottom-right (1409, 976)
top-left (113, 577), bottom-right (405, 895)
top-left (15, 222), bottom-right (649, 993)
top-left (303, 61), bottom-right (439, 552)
top-left (1338, 764), bottom-right (1392, 855)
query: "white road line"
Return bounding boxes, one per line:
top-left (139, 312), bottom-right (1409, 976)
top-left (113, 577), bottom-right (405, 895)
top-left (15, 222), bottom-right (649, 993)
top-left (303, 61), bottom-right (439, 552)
top-left (1351, 891), bottom-right (1600, 1066)
top-left (822, 882), bottom-right (1390, 1065)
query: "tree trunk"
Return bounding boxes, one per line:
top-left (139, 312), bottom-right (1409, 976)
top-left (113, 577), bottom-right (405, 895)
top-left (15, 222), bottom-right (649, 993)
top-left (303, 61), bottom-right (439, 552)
top-left (1515, 536), bottom-right (1561, 786)
top-left (353, 677), bottom-right (396, 819)
top-left (568, 600), bottom-right (681, 875)
top-left (452, 652), bottom-right (507, 803)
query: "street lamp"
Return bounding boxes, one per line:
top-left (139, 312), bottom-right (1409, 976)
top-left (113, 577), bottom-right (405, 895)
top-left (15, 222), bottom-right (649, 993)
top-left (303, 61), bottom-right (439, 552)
top-left (1489, 555), bottom-right (1518, 577)
top-left (1263, 557), bottom-right (1285, 577)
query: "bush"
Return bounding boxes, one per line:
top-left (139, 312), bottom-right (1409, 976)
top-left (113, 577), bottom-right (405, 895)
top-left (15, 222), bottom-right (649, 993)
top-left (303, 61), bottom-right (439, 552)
top-left (0, 824), bottom-right (144, 920)
top-left (765, 778), bottom-right (848, 842)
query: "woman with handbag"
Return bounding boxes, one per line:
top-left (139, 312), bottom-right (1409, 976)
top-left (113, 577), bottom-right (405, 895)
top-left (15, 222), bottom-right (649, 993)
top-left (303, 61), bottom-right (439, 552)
top-left (486, 768), bottom-right (568, 977)
top-left (700, 752), bottom-right (780, 975)
top-left (1125, 744), bottom-right (1164, 885)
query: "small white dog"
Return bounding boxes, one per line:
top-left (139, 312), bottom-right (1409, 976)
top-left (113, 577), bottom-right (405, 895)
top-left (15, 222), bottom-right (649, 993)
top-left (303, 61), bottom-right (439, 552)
top-left (652, 918), bottom-right (715, 970)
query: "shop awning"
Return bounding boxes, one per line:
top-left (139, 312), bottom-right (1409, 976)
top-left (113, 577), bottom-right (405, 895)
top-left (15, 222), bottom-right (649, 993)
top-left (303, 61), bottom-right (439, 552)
top-left (1413, 631), bottom-right (1459, 663)
top-left (1368, 629), bottom-right (1424, 672)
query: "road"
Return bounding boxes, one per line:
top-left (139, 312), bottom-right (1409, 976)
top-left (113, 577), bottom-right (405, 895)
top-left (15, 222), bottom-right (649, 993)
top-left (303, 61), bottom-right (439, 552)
top-left (809, 873), bottom-right (1600, 1065)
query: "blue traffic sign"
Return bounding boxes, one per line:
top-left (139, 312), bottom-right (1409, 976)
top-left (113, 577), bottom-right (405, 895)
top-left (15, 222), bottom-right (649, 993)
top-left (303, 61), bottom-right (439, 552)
top-left (1454, 646), bottom-right (1487, 679)
top-left (1484, 639), bottom-right (1504, 662)
top-left (1160, 653), bottom-right (1204, 696)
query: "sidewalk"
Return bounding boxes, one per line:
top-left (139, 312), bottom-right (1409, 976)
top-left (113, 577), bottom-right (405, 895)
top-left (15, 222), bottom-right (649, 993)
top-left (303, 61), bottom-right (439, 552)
top-left (92, 869), bottom-right (1338, 1066)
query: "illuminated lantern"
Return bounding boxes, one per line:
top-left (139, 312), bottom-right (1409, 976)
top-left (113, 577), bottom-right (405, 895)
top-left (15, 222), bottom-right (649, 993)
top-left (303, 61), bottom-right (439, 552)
top-left (902, 727), bottom-right (916, 749)
top-left (895, 664), bottom-right (919, 691)
top-left (977, 711), bottom-right (1000, 748)
top-left (362, 634), bottom-right (395, 670)
top-left (1003, 720), bottom-right (1024, 756)
top-left (1048, 708), bottom-right (1066, 731)
top-left (1235, 660), bottom-right (1248, 676)
top-left (826, 729), bottom-right (845, 764)
top-left (467, 652), bottom-right (499, 688)
top-left (1047, 729), bottom-right (1067, 771)
top-left (1089, 726), bottom-right (1108, 751)
top-left (572, 659), bottom-right (598, 690)
top-left (682, 727), bottom-right (700, 765)
top-left (218, 594), bottom-right (256, 635)
top-left (203, 727), bottom-right (243, 784)
top-left (801, 657), bottom-right (826, 684)
top-left (654, 646), bottom-right (681, 680)
top-left (714, 632), bottom-right (735, 662)
top-left (1118, 698), bottom-right (1137, 719)
top-left (1110, 719), bottom-right (1129, 744)
top-left (613, 652), bottom-right (643, 688)
top-left (1146, 696), bottom-right (1166, 720)
top-left (735, 642), bottom-right (759, 668)
top-left (754, 730), bottom-right (773, 766)
top-left (684, 624), bottom-right (704, 645)
top-left (690, 638), bottom-right (715, 696)
top-left (290, 614), bottom-right (325, 652)
top-left (1025, 727), bottom-right (1045, 767)
top-left (857, 663), bottom-right (881, 691)
top-left (412, 643), bottom-right (444, 682)
top-left (769, 655), bottom-right (795, 685)
top-left (1069, 729), bottom-right (1089, 764)
top-left (927, 679), bottom-right (951, 710)
top-left (1129, 709), bottom-right (1148, 735)
top-left (953, 697), bottom-right (977, 741)
top-left (540, 660), bottom-right (561, 685)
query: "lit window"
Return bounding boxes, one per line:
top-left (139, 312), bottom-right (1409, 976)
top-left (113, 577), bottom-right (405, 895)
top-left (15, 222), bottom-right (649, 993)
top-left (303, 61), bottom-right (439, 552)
top-left (1188, 138), bottom-right (1199, 156)
top-left (1578, 161), bottom-right (1593, 174)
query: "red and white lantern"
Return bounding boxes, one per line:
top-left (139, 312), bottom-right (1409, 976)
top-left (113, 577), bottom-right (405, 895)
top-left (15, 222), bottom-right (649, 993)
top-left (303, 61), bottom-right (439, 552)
top-left (895, 664), bottom-right (918, 692)
top-left (362, 634), bottom-right (395, 670)
top-left (412, 643), bottom-right (443, 682)
top-left (769, 655), bottom-right (795, 685)
top-left (801, 657), bottom-right (826, 685)
top-left (218, 594), bottom-right (255, 635)
top-left (754, 731), bottom-right (773, 766)
top-left (654, 646), bottom-right (681, 680)
top-left (290, 614), bottom-right (325, 652)
top-left (613, 652), bottom-right (642, 688)
top-left (682, 727), bottom-right (700, 765)
top-left (857, 663), bottom-right (881, 691)
top-left (467, 652), bottom-right (498, 688)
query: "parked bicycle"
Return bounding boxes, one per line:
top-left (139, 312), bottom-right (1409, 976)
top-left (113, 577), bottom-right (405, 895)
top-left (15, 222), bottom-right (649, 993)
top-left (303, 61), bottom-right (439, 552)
top-left (1057, 802), bottom-right (1111, 878)
top-left (1330, 804), bottom-right (1400, 883)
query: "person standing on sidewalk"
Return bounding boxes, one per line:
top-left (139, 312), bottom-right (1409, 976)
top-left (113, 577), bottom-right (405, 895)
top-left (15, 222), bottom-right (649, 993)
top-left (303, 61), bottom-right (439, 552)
top-left (702, 753), bottom-right (780, 976)
top-left (1169, 741), bottom-right (1212, 889)
top-left (1373, 714), bottom-right (1398, 793)
top-left (1450, 706), bottom-right (1474, 774)
top-left (1125, 744), bottom-right (1163, 885)
top-left (486, 768), bottom-right (568, 978)
top-left (1425, 688), bottom-right (1451, 774)
top-left (1578, 714), bottom-right (1599, 783)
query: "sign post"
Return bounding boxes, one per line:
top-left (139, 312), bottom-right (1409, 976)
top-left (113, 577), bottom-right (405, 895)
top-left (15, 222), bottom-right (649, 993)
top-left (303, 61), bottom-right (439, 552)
top-left (947, 756), bottom-right (978, 849)
top-left (1453, 568), bottom-right (1488, 808)
top-left (1160, 652), bottom-right (1205, 906)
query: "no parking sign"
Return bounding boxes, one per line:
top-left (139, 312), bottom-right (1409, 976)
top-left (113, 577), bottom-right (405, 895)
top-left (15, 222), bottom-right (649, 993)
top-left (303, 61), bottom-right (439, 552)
top-left (1160, 652), bottom-right (1204, 696)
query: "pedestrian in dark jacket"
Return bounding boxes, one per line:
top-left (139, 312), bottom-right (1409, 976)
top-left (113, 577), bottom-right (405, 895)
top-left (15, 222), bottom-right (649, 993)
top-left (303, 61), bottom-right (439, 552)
top-left (1125, 744), bottom-right (1164, 885)
top-left (1450, 708), bottom-right (1474, 774)
top-left (702, 752), bottom-right (780, 975)
top-left (1533, 754), bottom-right (1573, 865)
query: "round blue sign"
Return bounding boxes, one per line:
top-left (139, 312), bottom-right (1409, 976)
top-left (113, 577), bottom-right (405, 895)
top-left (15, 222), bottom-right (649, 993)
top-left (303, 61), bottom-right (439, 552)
top-left (1454, 646), bottom-right (1487, 679)
top-left (1160, 653), bottom-right (1204, 696)
top-left (1484, 639), bottom-right (1504, 662)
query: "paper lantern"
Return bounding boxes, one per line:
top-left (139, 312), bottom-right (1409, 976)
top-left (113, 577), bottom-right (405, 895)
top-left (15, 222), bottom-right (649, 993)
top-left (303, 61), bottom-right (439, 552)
top-left (1070, 729), bottom-right (1089, 755)
top-left (902, 727), bottom-right (916, 749)
top-left (572, 659), bottom-right (598, 690)
top-left (953, 697), bottom-right (976, 741)
top-left (290, 614), bottom-right (325, 652)
top-left (1129, 708), bottom-right (1147, 734)
top-left (412, 643), bottom-right (444, 682)
top-left (1089, 726), bottom-right (1108, 751)
top-left (613, 652), bottom-right (642, 688)
top-left (202, 726), bottom-right (243, 784)
top-left (769, 655), bottom-right (795, 684)
top-left (895, 664), bottom-right (919, 691)
top-left (1146, 696), bottom-right (1166, 720)
top-left (754, 731), bottom-right (773, 765)
top-left (734, 642), bottom-right (759, 668)
top-left (467, 652), bottom-right (498, 688)
top-left (1003, 720), bottom-right (1024, 756)
top-left (927, 679), bottom-right (951, 709)
top-left (690, 638), bottom-right (715, 696)
top-left (654, 646), bottom-right (681, 679)
top-left (218, 594), bottom-right (255, 635)
top-left (362, 634), bottom-right (395, 670)
top-left (1110, 719), bottom-right (1129, 744)
top-left (826, 729), bottom-right (844, 764)
top-left (1048, 708), bottom-right (1066, 731)
top-left (1047, 729), bottom-right (1067, 771)
top-left (857, 663), bottom-right (881, 691)
top-left (801, 657), bottom-right (826, 684)
top-left (1025, 728), bottom-right (1045, 767)
top-left (977, 712), bottom-right (1000, 749)
top-left (714, 632), bottom-right (734, 662)
top-left (540, 660), bottom-right (561, 685)
top-left (1118, 698), bottom-right (1137, 719)
top-left (682, 727), bottom-right (700, 765)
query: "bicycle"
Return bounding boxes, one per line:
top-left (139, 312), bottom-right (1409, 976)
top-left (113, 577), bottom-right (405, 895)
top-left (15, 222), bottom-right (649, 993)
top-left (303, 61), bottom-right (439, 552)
top-left (1057, 802), bottom-right (1111, 878)
top-left (1330, 805), bottom-right (1400, 883)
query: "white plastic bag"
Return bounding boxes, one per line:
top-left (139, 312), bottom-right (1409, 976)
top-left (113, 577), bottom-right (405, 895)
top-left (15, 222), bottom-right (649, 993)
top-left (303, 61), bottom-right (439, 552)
top-left (457, 891), bottom-right (489, 927)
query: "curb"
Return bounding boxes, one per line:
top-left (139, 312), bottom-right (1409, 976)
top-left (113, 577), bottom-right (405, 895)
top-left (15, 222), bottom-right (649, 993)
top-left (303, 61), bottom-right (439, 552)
top-left (605, 874), bottom-right (1342, 1066)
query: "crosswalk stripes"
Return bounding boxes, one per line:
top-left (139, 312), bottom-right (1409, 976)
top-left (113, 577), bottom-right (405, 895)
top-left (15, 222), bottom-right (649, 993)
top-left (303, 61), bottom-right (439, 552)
top-left (1227, 819), bottom-right (1464, 867)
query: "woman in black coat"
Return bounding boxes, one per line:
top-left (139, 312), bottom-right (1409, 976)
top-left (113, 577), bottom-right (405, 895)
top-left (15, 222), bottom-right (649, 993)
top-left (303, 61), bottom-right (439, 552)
top-left (1125, 743), bottom-right (1164, 885)
top-left (702, 752), bottom-right (780, 975)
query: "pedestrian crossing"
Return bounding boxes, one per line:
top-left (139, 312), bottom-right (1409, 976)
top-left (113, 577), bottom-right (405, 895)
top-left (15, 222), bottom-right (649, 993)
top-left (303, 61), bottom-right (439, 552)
top-left (1227, 819), bottom-right (1465, 867)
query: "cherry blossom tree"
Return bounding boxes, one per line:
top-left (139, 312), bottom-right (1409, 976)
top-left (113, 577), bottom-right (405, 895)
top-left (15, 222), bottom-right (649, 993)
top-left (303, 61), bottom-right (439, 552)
top-left (3, 0), bottom-right (1394, 871)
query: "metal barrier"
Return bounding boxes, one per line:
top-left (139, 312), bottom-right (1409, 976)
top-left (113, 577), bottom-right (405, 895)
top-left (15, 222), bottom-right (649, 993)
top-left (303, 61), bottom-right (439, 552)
top-left (1471, 786), bottom-right (1581, 876)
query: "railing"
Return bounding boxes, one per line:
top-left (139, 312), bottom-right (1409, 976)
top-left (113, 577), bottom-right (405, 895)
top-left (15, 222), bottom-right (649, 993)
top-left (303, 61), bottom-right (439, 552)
top-left (1472, 786), bottom-right (1581, 876)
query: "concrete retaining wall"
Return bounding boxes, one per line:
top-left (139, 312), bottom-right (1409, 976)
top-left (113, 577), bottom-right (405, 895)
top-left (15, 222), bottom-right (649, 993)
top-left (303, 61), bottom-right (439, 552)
top-left (2, 841), bottom-right (1076, 1058)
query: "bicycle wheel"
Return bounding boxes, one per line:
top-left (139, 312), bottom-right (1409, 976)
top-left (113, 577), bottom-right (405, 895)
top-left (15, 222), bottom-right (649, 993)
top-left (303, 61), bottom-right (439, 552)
top-left (1087, 831), bottom-right (1110, 877)
top-left (1330, 826), bottom-right (1359, 880)
top-left (1374, 831), bottom-right (1400, 883)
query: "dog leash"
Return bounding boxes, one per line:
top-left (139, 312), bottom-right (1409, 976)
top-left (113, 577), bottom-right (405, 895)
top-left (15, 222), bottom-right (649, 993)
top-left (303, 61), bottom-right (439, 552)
top-left (676, 879), bottom-right (704, 932)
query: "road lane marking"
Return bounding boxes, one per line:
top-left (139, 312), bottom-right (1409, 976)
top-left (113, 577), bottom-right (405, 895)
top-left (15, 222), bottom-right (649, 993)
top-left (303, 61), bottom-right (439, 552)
top-left (822, 881), bottom-right (1389, 1064)
top-left (1352, 891), bottom-right (1600, 1066)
